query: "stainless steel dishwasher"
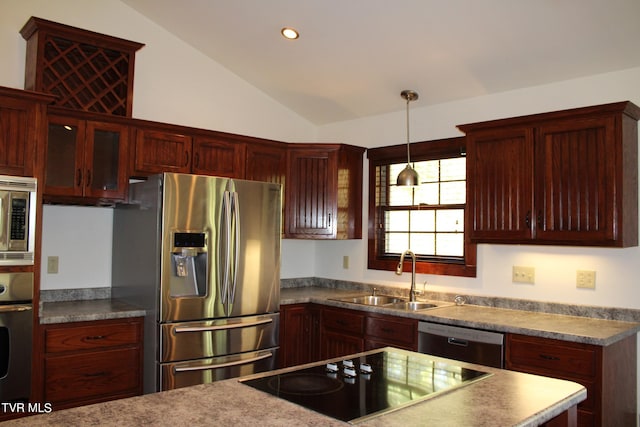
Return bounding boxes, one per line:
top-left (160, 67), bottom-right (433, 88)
top-left (418, 322), bottom-right (504, 368)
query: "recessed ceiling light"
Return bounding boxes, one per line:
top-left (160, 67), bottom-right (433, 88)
top-left (281, 27), bottom-right (299, 40)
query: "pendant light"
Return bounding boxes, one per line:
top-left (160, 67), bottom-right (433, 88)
top-left (396, 90), bottom-right (419, 186)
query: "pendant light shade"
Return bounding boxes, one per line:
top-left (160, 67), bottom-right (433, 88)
top-left (397, 90), bottom-right (419, 186)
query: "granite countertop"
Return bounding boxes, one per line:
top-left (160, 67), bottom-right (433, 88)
top-left (1, 348), bottom-right (585, 427)
top-left (39, 299), bottom-right (145, 324)
top-left (281, 287), bottom-right (640, 346)
top-left (39, 286), bottom-right (640, 346)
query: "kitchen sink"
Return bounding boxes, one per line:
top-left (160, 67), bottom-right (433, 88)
top-left (336, 295), bottom-right (405, 306)
top-left (330, 295), bottom-right (450, 311)
top-left (385, 301), bottom-right (439, 311)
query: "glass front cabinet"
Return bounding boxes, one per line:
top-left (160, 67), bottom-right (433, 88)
top-left (45, 113), bottom-right (128, 204)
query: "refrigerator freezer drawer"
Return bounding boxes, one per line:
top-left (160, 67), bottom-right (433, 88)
top-left (160, 348), bottom-right (277, 391)
top-left (160, 313), bottom-right (279, 362)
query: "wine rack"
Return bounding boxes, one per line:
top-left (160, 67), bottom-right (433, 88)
top-left (20, 17), bottom-right (144, 117)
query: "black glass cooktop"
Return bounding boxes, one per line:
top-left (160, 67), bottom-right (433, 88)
top-left (240, 348), bottom-right (490, 424)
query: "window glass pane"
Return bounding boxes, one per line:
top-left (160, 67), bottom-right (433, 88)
top-left (436, 209), bottom-right (464, 232)
top-left (440, 158), bottom-right (465, 181)
top-left (389, 185), bottom-right (414, 206)
top-left (410, 233), bottom-right (434, 254)
top-left (410, 210), bottom-right (435, 232)
top-left (414, 161), bottom-right (439, 183)
top-left (386, 210), bottom-right (409, 231)
top-left (436, 233), bottom-right (464, 257)
top-left (386, 232), bottom-right (409, 253)
top-left (440, 181), bottom-right (465, 204)
top-left (414, 183), bottom-right (439, 205)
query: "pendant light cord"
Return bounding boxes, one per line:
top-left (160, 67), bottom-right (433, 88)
top-left (406, 96), bottom-right (411, 165)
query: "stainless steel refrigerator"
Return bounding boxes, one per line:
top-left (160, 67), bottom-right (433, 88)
top-left (112, 173), bottom-right (281, 393)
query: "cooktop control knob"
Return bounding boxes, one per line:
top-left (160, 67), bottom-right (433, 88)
top-left (343, 366), bottom-right (357, 378)
top-left (360, 363), bottom-right (373, 374)
top-left (343, 359), bottom-right (354, 368)
top-left (326, 362), bottom-right (338, 373)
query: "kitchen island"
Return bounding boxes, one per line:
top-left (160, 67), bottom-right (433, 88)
top-left (2, 347), bottom-right (584, 427)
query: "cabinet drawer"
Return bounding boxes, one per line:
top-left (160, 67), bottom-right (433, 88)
top-left (45, 321), bottom-right (142, 353)
top-left (45, 347), bottom-right (141, 404)
top-left (506, 334), bottom-right (597, 378)
top-left (366, 315), bottom-right (416, 346)
top-left (322, 307), bottom-right (364, 335)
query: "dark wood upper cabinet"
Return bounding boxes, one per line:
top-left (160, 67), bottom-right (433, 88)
top-left (44, 110), bottom-right (129, 204)
top-left (245, 141), bottom-right (287, 185)
top-left (192, 135), bottom-right (246, 178)
top-left (459, 101), bottom-right (640, 247)
top-left (131, 127), bottom-right (192, 176)
top-left (131, 125), bottom-right (248, 179)
top-left (0, 87), bottom-right (53, 177)
top-left (285, 143), bottom-right (365, 239)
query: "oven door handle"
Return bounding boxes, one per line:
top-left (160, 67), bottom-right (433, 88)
top-left (172, 317), bottom-right (273, 334)
top-left (173, 351), bottom-right (273, 373)
top-left (0, 304), bottom-right (32, 313)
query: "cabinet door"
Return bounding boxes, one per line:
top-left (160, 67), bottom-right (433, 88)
top-left (132, 128), bottom-right (191, 176)
top-left (192, 136), bottom-right (246, 178)
top-left (84, 121), bottom-right (128, 200)
top-left (280, 304), bottom-right (320, 368)
top-left (245, 143), bottom-right (287, 185)
top-left (535, 117), bottom-right (617, 244)
top-left (45, 116), bottom-right (128, 201)
top-left (0, 97), bottom-right (37, 176)
top-left (466, 127), bottom-right (534, 242)
top-left (45, 115), bottom-right (86, 197)
top-left (286, 147), bottom-right (338, 238)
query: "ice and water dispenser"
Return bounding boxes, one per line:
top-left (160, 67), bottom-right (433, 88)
top-left (169, 232), bottom-right (208, 297)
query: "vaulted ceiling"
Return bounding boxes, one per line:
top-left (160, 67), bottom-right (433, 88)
top-left (122, 0), bottom-right (640, 125)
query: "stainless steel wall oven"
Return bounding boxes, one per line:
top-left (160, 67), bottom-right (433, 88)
top-left (0, 272), bottom-right (33, 403)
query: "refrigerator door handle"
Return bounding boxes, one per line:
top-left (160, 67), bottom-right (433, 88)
top-left (229, 191), bottom-right (240, 304)
top-left (220, 190), bottom-right (232, 309)
top-left (172, 317), bottom-right (273, 334)
top-left (172, 351), bottom-right (273, 373)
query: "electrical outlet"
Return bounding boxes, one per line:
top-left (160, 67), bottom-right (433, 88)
top-left (342, 255), bottom-right (349, 269)
top-left (576, 270), bottom-right (596, 289)
top-left (47, 256), bottom-right (59, 274)
top-left (512, 266), bottom-right (535, 284)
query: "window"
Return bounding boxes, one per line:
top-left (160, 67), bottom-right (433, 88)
top-left (367, 137), bottom-right (476, 277)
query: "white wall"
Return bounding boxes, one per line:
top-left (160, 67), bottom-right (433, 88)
top-left (316, 67), bottom-right (640, 310)
top-left (0, 0), bottom-right (318, 289)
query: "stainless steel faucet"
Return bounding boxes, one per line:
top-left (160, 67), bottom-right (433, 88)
top-left (396, 250), bottom-right (417, 302)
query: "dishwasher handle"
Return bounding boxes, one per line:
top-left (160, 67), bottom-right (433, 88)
top-left (447, 337), bottom-right (469, 347)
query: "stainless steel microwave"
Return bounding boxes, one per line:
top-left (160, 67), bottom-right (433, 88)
top-left (0, 175), bottom-right (36, 265)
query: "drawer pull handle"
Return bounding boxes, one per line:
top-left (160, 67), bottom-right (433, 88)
top-left (336, 320), bottom-right (347, 326)
top-left (381, 327), bottom-right (394, 333)
top-left (539, 354), bottom-right (560, 361)
top-left (84, 371), bottom-right (107, 377)
top-left (85, 335), bottom-right (106, 340)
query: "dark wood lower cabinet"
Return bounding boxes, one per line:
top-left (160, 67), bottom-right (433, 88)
top-left (506, 333), bottom-right (637, 427)
top-left (41, 317), bottom-right (144, 411)
top-left (279, 303), bottom-right (321, 368)
top-left (280, 304), bottom-right (418, 366)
